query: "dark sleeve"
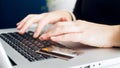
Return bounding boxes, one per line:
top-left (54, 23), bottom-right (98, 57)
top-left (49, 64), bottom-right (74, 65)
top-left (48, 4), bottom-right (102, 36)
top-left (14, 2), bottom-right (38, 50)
top-left (73, 0), bottom-right (83, 20)
top-left (73, 0), bottom-right (120, 25)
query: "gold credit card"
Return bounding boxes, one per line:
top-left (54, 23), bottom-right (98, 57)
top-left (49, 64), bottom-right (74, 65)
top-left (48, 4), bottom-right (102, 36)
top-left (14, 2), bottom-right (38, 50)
top-left (36, 42), bottom-right (81, 60)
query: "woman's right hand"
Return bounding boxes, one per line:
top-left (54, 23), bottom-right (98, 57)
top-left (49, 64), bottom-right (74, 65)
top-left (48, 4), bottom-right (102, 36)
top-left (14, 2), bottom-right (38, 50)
top-left (16, 10), bottom-right (72, 38)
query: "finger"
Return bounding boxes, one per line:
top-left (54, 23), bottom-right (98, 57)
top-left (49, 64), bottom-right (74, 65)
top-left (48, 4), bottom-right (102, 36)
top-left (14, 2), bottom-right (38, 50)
top-left (51, 17), bottom-right (68, 24)
top-left (17, 14), bottom-right (35, 30)
top-left (51, 32), bottom-right (110, 47)
top-left (33, 14), bottom-right (59, 38)
top-left (18, 13), bottom-right (47, 34)
top-left (59, 17), bottom-right (68, 22)
top-left (16, 23), bottom-right (20, 26)
top-left (33, 22), bottom-right (46, 38)
top-left (50, 33), bottom-right (84, 42)
top-left (18, 17), bottom-right (36, 34)
top-left (34, 15), bottom-right (68, 38)
top-left (40, 22), bottom-right (81, 40)
top-left (41, 13), bottom-right (69, 24)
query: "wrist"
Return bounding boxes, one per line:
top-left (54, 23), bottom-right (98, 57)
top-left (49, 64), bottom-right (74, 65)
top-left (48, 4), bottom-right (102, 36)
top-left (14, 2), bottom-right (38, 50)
top-left (61, 9), bottom-right (76, 21)
top-left (111, 25), bottom-right (120, 47)
top-left (67, 11), bottom-right (76, 21)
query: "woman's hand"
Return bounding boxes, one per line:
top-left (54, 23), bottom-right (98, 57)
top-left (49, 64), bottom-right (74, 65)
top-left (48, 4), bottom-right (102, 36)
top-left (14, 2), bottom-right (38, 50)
top-left (40, 20), bottom-right (120, 47)
top-left (17, 10), bottom-right (72, 38)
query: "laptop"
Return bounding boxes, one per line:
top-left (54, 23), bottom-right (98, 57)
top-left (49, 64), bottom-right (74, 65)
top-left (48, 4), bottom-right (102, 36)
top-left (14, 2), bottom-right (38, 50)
top-left (0, 27), bottom-right (120, 68)
top-left (0, 41), bottom-right (12, 68)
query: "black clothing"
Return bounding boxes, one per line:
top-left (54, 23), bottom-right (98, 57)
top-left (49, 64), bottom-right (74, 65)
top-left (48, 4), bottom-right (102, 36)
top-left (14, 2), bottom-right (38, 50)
top-left (73, 0), bottom-right (120, 25)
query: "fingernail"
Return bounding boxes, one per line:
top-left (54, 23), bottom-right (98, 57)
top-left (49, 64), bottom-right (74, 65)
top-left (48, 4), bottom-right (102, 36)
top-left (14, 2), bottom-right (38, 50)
top-left (17, 26), bottom-right (21, 30)
top-left (18, 30), bottom-right (24, 35)
top-left (39, 37), bottom-right (44, 41)
top-left (16, 23), bottom-right (20, 25)
top-left (17, 26), bottom-right (20, 30)
top-left (33, 34), bottom-right (38, 38)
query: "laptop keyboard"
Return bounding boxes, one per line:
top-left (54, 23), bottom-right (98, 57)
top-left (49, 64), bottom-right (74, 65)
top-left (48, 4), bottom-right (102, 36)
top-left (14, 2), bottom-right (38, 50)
top-left (0, 31), bottom-right (55, 62)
